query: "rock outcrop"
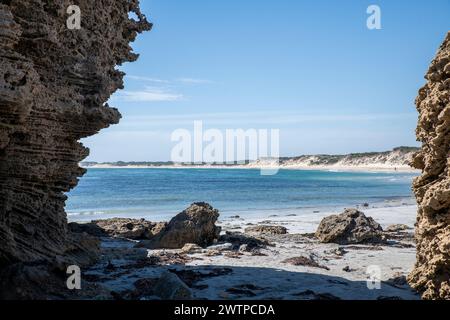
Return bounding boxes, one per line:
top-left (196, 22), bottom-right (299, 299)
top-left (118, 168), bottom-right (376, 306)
top-left (138, 202), bottom-right (221, 249)
top-left (408, 32), bottom-right (450, 300)
top-left (0, 1), bottom-right (150, 267)
top-left (244, 225), bottom-right (287, 235)
top-left (315, 209), bottom-right (383, 244)
top-left (69, 218), bottom-right (167, 240)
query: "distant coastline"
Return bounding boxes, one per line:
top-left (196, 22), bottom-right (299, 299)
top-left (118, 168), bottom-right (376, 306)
top-left (80, 146), bottom-right (420, 173)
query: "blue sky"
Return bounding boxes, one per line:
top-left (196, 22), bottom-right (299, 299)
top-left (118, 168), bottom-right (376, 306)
top-left (84, 0), bottom-right (450, 162)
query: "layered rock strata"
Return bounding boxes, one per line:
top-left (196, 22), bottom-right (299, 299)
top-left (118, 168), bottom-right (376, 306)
top-left (0, 0), bottom-right (150, 266)
top-left (408, 32), bottom-right (450, 300)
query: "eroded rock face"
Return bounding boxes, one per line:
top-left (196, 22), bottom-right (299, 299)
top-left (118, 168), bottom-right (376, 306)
top-left (138, 202), bottom-right (221, 249)
top-left (408, 32), bottom-right (450, 300)
top-left (315, 209), bottom-right (383, 245)
top-left (0, 1), bottom-right (151, 266)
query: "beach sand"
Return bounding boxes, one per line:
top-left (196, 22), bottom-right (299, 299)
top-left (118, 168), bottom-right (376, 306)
top-left (84, 204), bottom-right (419, 300)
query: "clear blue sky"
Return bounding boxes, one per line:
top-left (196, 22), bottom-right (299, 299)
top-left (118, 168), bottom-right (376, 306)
top-left (84, 0), bottom-right (450, 162)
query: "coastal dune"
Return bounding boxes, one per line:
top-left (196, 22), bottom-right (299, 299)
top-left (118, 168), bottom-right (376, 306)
top-left (81, 147), bottom-right (419, 172)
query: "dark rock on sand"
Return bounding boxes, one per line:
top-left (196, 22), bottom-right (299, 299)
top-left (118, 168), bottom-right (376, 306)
top-left (342, 266), bottom-right (354, 272)
top-left (70, 218), bottom-right (167, 240)
top-left (219, 231), bottom-right (269, 251)
top-left (387, 273), bottom-right (408, 287)
top-left (244, 225), bottom-right (287, 235)
top-left (153, 271), bottom-right (192, 300)
top-left (138, 203), bottom-right (221, 249)
top-left (282, 256), bottom-right (329, 270)
top-left (315, 208), bottom-right (383, 244)
top-left (169, 267), bottom-right (233, 288)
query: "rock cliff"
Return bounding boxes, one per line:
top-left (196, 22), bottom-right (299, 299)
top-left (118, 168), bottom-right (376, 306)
top-left (0, 0), bottom-right (150, 266)
top-left (408, 32), bottom-right (450, 300)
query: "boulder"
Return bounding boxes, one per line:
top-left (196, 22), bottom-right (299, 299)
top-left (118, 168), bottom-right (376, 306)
top-left (244, 225), bottom-right (287, 235)
top-left (0, 0), bottom-right (150, 266)
top-left (137, 202), bottom-right (221, 249)
top-left (315, 209), bottom-right (383, 244)
top-left (153, 271), bottom-right (192, 300)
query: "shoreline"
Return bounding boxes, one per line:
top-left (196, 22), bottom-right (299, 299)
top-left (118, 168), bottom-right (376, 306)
top-left (68, 198), bottom-right (417, 223)
top-left (81, 164), bottom-right (420, 174)
top-left (83, 203), bottom-right (419, 300)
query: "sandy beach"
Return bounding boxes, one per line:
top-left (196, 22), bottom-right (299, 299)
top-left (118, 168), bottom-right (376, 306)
top-left (81, 204), bottom-right (419, 300)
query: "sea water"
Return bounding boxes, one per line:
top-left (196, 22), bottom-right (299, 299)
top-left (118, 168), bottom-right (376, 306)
top-left (66, 168), bottom-right (418, 222)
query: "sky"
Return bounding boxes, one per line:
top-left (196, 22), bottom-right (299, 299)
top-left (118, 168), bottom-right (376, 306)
top-left (83, 0), bottom-right (450, 162)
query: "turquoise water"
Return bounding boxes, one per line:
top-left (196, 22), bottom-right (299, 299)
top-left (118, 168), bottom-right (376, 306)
top-left (66, 168), bottom-right (418, 222)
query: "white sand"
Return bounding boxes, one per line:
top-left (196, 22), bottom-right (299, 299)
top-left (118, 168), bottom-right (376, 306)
top-left (88, 204), bottom-right (420, 300)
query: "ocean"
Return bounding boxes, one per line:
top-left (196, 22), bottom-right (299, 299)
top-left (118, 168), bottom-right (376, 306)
top-left (66, 168), bottom-right (418, 222)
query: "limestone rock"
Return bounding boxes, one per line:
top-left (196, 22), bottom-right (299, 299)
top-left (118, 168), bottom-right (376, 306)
top-left (0, 1), bottom-right (150, 266)
top-left (407, 32), bottom-right (450, 300)
top-left (315, 209), bottom-right (383, 244)
top-left (138, 203), bottom-right (221, 249)
top-left (72, 218), bottom-right (167, 240)
top-left (244, 225), bottom-right (287, 235)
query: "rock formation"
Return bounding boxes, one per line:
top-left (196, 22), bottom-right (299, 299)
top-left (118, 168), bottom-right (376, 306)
top-left (408, 32), bottom-right (450, 300)
top-left (315, 209), bottom-right (383, 245)
top-left (244, 225), bottom-right (287, 235)
top-left (138, 202), bottom-right (221, 249)
top-left (69, 218), bottom-right (167, 240)
top-left (0, 0), bottom-right (150, 267)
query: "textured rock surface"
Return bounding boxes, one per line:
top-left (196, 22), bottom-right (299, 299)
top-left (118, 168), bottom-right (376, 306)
top-left (315, 209), bottom-right (383, 244)
top-left (0, 1), bottom-right (150, 266)
top-left (244, 225), bottom-right (287, 235)
top-left (138, 203), bottom-right (221, 249)
top-left (408, 32), bottom-right (450, 300)
top-left (69, 218), bottom-right (167, 240)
